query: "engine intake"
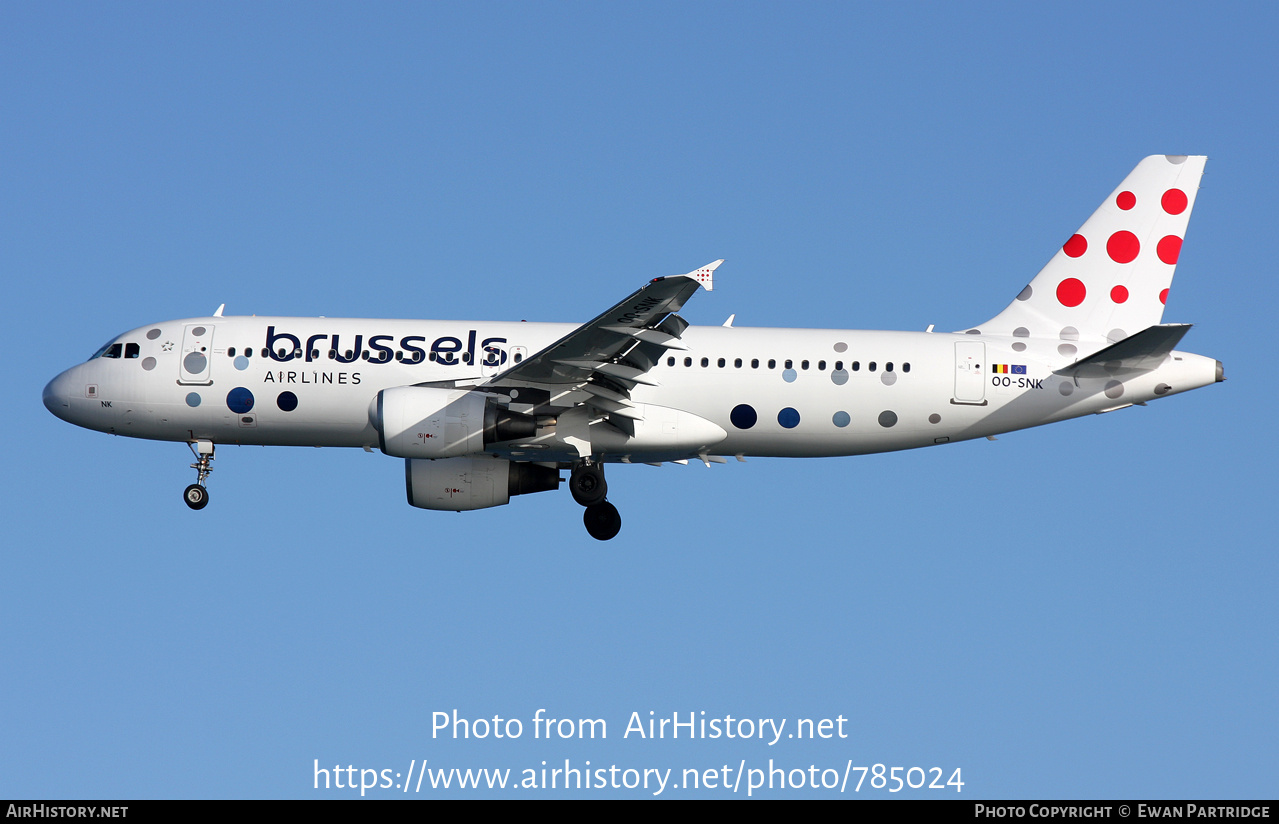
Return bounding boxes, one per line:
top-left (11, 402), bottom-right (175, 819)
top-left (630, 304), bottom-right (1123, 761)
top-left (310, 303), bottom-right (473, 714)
top-left (405, 456), bottom-right (560, 511)
top-left (371, 386), bottom-right (536, 459)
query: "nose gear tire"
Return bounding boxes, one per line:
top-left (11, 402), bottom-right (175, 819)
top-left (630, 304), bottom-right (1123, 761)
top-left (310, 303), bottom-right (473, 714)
top-left (183, 484), bottom-right (209, 510)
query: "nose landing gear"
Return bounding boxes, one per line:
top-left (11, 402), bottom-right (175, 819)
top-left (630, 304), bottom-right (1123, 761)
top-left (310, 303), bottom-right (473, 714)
top-left (571, 460), bottom-right (621, 541)
top-left (184, 440), bottom-right (215, 511)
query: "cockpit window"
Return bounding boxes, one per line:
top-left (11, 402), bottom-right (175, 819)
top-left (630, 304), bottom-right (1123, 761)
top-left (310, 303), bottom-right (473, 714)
top-left (89, 338), bottom-right (140, 360)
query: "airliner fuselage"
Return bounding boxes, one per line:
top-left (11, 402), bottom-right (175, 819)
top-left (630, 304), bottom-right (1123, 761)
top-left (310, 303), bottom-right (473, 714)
top-left (45, 316), bottom-right (1219, 457)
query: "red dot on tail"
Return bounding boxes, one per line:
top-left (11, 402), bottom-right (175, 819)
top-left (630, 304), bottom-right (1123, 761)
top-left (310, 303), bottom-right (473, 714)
top-left (1162, 188), bottom-right (1188, 215)
top-left (1111, 285), bottom-right (1129, 303)
top-left (1116, 191), bottom-right (1136, 210)
top-left (1057, 278), bottom-right (1086, 307)
top-left (1062, 234), bottom-right (1087, 258)
top-left (1157, 235), bottom-right (1182, 264)
top-left (1159, 288), bottom-right (1169, 305)
top-left (1107, 231), bottom-right (1140, 263)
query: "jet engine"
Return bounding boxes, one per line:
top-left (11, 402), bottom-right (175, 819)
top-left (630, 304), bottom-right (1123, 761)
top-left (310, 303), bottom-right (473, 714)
top-left (405, 455), bottom-right (560, 511)
top-left (371, 386), bottom-right (536, 459)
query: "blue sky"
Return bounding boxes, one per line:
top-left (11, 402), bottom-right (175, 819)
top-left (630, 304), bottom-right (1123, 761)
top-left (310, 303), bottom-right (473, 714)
top-left (4, 1), bottom-right (1275, 798)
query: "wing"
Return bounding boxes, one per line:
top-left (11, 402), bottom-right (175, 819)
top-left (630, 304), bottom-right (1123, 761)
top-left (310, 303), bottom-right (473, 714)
top-left (479, 260), bottom-right (722, 422)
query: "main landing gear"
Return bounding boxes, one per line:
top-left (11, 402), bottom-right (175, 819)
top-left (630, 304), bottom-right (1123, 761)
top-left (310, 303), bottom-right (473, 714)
top-left (184, 440), bottom-right (214, 511)
top-left (570, 460), bottom-right (621, 541)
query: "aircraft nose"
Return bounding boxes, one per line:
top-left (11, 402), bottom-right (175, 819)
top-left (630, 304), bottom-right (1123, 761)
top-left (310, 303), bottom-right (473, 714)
top-left (43, 369), bottom-right (75, 421)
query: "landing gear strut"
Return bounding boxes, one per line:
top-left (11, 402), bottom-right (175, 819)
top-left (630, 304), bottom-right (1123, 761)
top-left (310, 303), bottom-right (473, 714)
top-left (184, 440), bottom-right (214, 511)
top-left (570, 460), bottom-right (621, 540)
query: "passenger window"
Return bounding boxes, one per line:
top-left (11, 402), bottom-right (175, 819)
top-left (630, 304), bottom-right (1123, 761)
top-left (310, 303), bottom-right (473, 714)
top-left (852, 361), bottom-right (860, 371)
top-left (228, 347), bottom-right (236, 357)
top-left (784, 359), bottom-right (793, 369)
top-left (869, 361), bottom-right (877, 371)
top-left (886, 362), bottom-right (894, 372)
top-left (700, 357), bottom-right (709, 367)
top-left (768, 359), bottom-right (776, 369)
top-left (734, 358), bottom-right (742, 368)
top-left (801, 360), bottom-right (809, 370)
top-left (751, 358), bottom-right (759, 369)
top-left (717, 358), bottom-right (725, 368)
top-left (684, 357), bottom-right (692, 367)
top-left (818, 360), bottom-right (826, 371)
top-left (667, 357), bottom-right (675, 366)
top-left (903, 363), bottom-right (911, 373)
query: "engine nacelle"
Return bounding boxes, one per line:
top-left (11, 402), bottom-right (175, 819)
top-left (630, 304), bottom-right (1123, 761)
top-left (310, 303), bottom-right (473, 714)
top-left (371, 386), bottom-right (536, 459)
top-left (405, 456), bottom-right (560, 511)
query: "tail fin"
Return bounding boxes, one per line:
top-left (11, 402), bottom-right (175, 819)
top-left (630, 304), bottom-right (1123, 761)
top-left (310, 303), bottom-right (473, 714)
top-left (977, 155), bottom-right (1206, 345)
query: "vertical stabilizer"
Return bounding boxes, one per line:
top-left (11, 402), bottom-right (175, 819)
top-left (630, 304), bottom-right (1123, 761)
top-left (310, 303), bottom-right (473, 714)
top-left (976, 155), bottom-right (1206, 345)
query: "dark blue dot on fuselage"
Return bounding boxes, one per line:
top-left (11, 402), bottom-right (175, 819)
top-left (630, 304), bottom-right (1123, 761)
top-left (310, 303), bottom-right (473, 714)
top-left (778, 407), bottom-right (801, 428)
top-left (226, 387), bottom-right (254, 414)
top-left (730, 403), bottom-right (757, 430)
top-left (277, 391), bottom-right (298, 412)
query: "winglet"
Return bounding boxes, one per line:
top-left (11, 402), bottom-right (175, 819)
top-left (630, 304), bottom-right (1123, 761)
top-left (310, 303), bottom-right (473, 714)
top-left (684, 259), bottom-right (723, 292)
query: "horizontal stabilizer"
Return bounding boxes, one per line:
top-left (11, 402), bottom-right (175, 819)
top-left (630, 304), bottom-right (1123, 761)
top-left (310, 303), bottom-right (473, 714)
top-left (1054, 323), bottom-right (1192, 379)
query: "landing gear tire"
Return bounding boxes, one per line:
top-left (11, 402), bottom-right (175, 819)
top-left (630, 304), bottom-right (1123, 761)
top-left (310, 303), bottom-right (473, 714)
top-left (584, 501), bottom-right (621, 541)
top-left (569, 463), bottom-right (607, 507)
top-left (183, 484), bottom-right (209, 511)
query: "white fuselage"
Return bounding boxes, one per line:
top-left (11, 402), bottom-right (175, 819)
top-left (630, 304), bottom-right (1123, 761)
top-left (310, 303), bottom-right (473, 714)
top-left (43, 314), bottom-right (1220, 463)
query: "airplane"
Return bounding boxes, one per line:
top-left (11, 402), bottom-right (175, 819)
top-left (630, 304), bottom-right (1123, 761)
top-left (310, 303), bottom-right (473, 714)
top-left (43, 155), bottom-right (1222, 540)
